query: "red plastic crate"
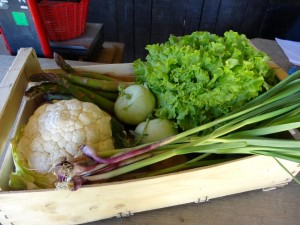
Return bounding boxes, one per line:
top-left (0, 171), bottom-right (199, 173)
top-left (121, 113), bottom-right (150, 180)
top-left (38, 0), bottom-right (89, 41)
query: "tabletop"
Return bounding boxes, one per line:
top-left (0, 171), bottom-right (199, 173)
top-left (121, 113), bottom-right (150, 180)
top-left (0, 39), bottom-right (299, 225)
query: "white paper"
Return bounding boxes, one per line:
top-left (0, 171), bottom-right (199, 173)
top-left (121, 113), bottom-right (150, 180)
top-left (275, 38), bottom-right (300, 66)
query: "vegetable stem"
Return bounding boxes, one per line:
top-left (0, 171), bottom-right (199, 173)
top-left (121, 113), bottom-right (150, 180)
top-left (59, 73), bottom-right (134, 91)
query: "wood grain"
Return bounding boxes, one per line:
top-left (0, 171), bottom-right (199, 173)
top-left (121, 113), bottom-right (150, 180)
top-left (151, 0), bottom-right (172, 44)
top-left (133, 0), bottom-right (152, 60)
top-left (116, 0), bottom-right (135, 62)
top-left (184, 0), bottom-right (204, 34)
top-left (199, 0), bottom-right (221, 33)
top-left (87, 0), bottom-right (300, 63)
top-left (169, 0), bottom-right (187, 37)
top-left (239, 0), bottom-right (269, 38)
top-left (214, 0), bottom-right (248, 35)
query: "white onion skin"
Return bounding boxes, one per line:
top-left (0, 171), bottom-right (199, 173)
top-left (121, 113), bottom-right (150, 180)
top-left (135, 118), bottom-right (178, 144)
top-left (114, 84), bottom-right (156, 125)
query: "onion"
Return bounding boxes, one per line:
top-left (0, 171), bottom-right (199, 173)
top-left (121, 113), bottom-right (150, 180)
top-left (114, 84), bottom-right (156, 125)
top-left (135, 118), bottom-right (178, 144)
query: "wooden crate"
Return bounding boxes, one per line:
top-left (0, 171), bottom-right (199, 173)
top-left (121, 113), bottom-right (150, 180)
top-left (0, 48), bottom-right (299, 225)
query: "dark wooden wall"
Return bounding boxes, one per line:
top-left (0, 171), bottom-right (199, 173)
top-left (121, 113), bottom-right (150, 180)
top-left (87, 0), bottom-right (300, 63)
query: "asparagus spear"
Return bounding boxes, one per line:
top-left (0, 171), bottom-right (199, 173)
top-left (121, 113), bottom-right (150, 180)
top-left (74, 85), bottom-right (115, 114)
top-left (30, 72), bottom-right (134, 92)
top-left (54, 52), bottom-right (120, 81)
top-left (99, 73), bottom-right (136, 82)
top-left (27, 78), bottom-right (118, 102)
top-left (61, 80), bottom-right (96, 104)
top-left (42, 93), bottom-right (73, 101)
top-left (59, 73), bottom-right (134, 91)
top-left (29, 73), bottom-right (115, 114)
top-left (28, 73), bottom-right (95, 104)
top-left (25, 82), bottom-right (69, 99)
top-left (76, 72), bottom-right (117, 81)
top-left (53, 52), bottom-right (76, 73)
top-left (89, 89), bottom-right (119, 101)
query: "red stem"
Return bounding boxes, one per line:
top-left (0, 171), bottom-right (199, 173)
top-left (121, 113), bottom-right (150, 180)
top-left (80, 137), bottom-right (174, 164)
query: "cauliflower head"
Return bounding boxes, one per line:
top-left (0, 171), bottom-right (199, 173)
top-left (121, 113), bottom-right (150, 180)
top-left (18, 99), bottom-right (114, 173)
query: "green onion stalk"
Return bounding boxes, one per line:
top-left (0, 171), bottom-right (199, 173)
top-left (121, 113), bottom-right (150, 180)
top-left (53, 71), bottom-right (300, 190)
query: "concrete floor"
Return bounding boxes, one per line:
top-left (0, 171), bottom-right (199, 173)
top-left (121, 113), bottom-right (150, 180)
top-left (0, 33), bottom-right (10, 55)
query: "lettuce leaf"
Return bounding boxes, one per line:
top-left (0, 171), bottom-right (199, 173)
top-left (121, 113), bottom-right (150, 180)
top-left (133, 30), bottom-right (278, 130)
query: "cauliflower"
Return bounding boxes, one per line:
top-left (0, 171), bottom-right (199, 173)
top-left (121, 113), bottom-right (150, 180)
top-left (18, 99), bottom-right (114, 174)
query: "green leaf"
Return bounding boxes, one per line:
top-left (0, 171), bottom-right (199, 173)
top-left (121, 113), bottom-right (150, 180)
top-left (133, 30), bottom-right (278, 130)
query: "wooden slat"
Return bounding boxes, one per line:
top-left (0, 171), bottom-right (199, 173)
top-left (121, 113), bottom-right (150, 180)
top-left (239, 0), bottom-right (269, 38)
top-left (169, 0), bottom-right (188, 37)
top-left (258, 0), bottom-right (300, 39)
top-left (87, 0), bottom-right (118, 42)
top-left (116, 0), bottom-right (135, 62)
top-left (184, 0), bottom-right (204, 35)
top-left (110, 42), bottom-right (126, 63)
top-left (268, 61), bottom-right (289, 80)
top-left (0, 49), bottom-right (41, 156)
top-left (214, 0), bottom-right (248, 35)
top-left (199, 0), bottom-right (221, 33)
top-left (0, 98), bottom-right (39, 191)
top-left (0, 49), bottom-right (42, 193)
top-left (0, 154), bottom-right (299, 225)
top-left (134, 0), bottom-right (152, 60)
top-left (151, 0), bottom-right (172, 44)
top-left (95, 42), bottom-right (118, 64)
top-left (85, 0), bottom-right (300, 63)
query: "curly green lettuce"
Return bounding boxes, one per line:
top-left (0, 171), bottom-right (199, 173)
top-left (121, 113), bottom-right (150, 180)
top-left (133, 30), bottom-right (278, 130)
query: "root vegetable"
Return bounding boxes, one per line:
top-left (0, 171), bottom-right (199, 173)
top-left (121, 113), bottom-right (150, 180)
top-left (114, 84), bottom-right (156, 125)
top-left (135, 118), bottom-right (178, 144)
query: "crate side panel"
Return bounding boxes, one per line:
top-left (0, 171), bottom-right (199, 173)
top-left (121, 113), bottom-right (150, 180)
top-left (0, 98), bottom-right (39, 191)
top-left (0, 156), bottom-right (298, 225)
top-left (0, 48), bottom-right (42, 156)
top-left (268, 60), bottom-right (288, 80)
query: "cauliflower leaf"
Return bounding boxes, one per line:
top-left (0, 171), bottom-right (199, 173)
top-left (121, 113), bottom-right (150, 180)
top-left (9, 128), bottom-right (56, 190)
